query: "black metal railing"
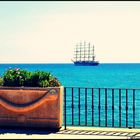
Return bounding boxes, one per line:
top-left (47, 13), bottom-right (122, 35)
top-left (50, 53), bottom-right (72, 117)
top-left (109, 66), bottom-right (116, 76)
top-left (63, 87), bottom-right (140, 129)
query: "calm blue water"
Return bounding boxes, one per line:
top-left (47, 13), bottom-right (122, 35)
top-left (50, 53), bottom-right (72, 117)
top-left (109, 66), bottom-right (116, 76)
top-left (0, 63), bottom-right (140, 128)
top-left (0, 63), bottom-right (140, 88)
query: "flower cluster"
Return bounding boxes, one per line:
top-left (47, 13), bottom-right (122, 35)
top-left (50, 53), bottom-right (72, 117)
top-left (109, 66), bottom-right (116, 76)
top-left (0, 68), bottom-right (61, 87)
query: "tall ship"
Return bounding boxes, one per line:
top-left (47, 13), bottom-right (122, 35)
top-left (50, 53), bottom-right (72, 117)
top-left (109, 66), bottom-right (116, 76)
top-left (72, 41), bottom-right (99, 66)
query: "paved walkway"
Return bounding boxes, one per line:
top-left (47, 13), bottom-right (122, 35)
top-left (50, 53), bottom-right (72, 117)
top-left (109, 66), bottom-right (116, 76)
top-left (0, 126), bottom-right (140, 139)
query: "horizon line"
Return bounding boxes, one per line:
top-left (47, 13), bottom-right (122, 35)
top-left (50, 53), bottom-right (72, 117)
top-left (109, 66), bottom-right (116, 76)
top-left (0, 62), bottom-right (140, 64)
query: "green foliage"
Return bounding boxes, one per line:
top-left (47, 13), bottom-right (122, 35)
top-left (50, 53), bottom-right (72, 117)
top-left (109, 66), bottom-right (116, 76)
top-left (3, 68), bottom-right (31, 87)
top-left (0, 77), bottom-right (3, 86)
top-left (49, 77), bottom-right (61, 87)
top-left (2, 68), bottom-right (61, 87)
top-left (30, 71), bottom-right (53, 87)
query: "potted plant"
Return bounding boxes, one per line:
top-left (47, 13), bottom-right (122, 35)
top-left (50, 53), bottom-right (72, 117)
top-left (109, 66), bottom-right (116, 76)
top-left (0, 68), bottom-right (63, 130)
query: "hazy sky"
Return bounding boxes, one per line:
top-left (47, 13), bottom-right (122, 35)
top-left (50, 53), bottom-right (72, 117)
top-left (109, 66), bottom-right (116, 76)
top-left (1, 1), bottom-right (140, 63)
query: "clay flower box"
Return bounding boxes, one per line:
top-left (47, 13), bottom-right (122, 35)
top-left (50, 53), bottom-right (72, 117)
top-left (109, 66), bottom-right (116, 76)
top-left (0, 68), bottom-right (63, 130)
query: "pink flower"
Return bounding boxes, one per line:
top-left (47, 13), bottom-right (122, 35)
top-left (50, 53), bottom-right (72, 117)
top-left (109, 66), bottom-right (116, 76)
top-left (15, 68), bottom-right (20, 71)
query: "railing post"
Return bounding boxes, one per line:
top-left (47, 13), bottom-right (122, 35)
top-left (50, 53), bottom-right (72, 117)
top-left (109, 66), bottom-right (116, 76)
top-left (112, 89), bottom-right (114, 127)
top-left (105, 88), bottom-right (107, 127)
top-left (72, 88), bottom-right (74, 125)
top-left (119, 89), bottom-right (121, 127)
top-left (85, 88), bottom-right (87, 126)
top-left (99, 88), bottom-right (101, 126)
top-left (133, 89), bottom-right (135, 128)
top-left (78, 88), bottom-right (81, 125)
top-left (64, 87), bottom-right (67, 130)
top-left (92, 88), bottom-right (94, 126)
top-left (126, 89), bottom-right (128, 128)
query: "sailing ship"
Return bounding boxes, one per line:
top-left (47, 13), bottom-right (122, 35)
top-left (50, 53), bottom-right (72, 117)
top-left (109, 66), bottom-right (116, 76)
top-left (72, 41), bottom-right (99, 66)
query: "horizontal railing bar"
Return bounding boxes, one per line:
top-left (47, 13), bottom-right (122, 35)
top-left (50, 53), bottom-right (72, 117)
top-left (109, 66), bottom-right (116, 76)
top-left (64, 86), bottom-right (140, 90)
top-left (67, 105), bottom-right (120, 108)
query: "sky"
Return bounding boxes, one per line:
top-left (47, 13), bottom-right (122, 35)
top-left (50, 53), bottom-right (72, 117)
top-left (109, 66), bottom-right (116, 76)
top-left (0, 1), bottom-right (140, 63)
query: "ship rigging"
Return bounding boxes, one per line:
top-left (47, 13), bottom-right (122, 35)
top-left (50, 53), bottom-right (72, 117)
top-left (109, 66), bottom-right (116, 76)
top-left (72, 41), bottom-right (99, 66)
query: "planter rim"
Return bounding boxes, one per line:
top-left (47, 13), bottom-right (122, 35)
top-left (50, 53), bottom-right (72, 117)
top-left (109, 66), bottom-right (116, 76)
top-left (0, 86), bottom-right (63, 90)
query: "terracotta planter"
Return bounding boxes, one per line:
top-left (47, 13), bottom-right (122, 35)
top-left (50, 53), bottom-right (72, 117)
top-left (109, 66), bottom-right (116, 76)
top-left (0, 86), bottom-right (63, 130)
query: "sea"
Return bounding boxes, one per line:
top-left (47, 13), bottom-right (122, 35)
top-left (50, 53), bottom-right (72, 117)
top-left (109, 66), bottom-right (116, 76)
top-left (0, 63), bottom-right (140, 128)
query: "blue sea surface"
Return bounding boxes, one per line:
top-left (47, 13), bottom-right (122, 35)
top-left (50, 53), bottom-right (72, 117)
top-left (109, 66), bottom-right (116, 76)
top-left (0, 63), bottom-right (140, 128)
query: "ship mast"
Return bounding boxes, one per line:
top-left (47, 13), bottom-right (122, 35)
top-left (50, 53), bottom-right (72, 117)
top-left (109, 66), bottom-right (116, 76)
top-left (83, 41), bottom-right (86, 61)
top-left (79, 42), bottom-right (82, 61)
top-left (92, 44), bottom-right (95, 61)
top-left (75, 42), bottom-right (82, 62)
top-left (75, 44), bottom-right (78, 61)
top-left (88, 42), bottom-right (90, 61)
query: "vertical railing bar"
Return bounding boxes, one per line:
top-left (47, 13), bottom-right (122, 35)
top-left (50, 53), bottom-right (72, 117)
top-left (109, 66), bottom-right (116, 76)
top-left (126, 89), bottom-right (128, 128)
top-left (112, 89), bottom-right (114, 127)
top-left (105, 88), bottom-right (107, 127)
top-left (92, 88), bottom-right (94, 126)
top-left (99, 88), bottom-right (101, 126)
top-left (133, 89), bottom-right (135, 128)
top-left (78, 88), bottom-right (80, 125)
top-left (64, 87), bottom-right (67, 130)
top-left (85, 88), bottom-right (87, 126)
top-left (119, 89), bottom-right (121, 127)
top-left (72, 87), bottom-right (74, 125)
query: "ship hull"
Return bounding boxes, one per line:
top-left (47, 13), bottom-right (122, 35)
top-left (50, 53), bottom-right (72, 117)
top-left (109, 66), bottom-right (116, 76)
top-left (74, 61), bottom-right (99, 66)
